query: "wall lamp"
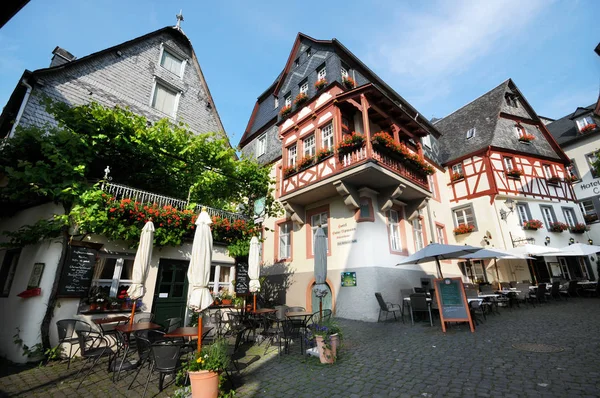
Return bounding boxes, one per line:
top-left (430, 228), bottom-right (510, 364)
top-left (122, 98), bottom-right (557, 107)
top-left (589, 239), bottom-right (594, 245)
top-left (499, 198), bottom-right (515, 221)
top-left (544, 236), bottom-right (551, 246)
top-left (569, 237), bottom-right (575, 245)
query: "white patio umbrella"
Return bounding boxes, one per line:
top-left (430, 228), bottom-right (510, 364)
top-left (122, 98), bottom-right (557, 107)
top-left (248, 236), bottom-right (261, 311)
top-left (187, 208), bottom-right (213, 352)
top-left (555, 243), bottom-right (600, 256)
top-left (507, 244), bottom-right (559, 256)
top-left (313, 226), bottom-right (329, 320)
top-left (460, 248), bottom-right (532, 289)
top-left (396, 243), bottom-right (481, 278)
top-left (127, 220), bottom-right (155, 325)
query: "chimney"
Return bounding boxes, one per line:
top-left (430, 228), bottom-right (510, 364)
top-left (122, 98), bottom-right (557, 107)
top-left (50, 46), bottom-right (76, 67)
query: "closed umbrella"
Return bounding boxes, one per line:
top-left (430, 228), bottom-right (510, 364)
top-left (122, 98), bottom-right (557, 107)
top-left (313, 226), bottom-right (329, 320)
top-left (187, 209), bottom-right (213, 352)
top-left (248, 236), bottom-right (261, 311)
top-left (127, 220), bottom-right (154, 325)
top-left (396, 243), bottom-right (481, 278)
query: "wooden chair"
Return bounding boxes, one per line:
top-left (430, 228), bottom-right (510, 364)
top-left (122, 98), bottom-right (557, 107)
top-left (374, 293), bottom-right (403, 323)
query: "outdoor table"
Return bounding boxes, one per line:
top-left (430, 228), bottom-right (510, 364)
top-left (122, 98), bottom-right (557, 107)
top-left (286, 311), bottom-right (313, 331)
top-left (164, 326), bottom-right (214, 339)
top-left (115, 321), bottom-right (162, 334)
top-left (92, 316), bottom-right (129, 333)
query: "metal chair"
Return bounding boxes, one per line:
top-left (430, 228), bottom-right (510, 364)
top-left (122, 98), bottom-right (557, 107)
top-left (142, 342), bottom-right (182, 398)
top-left (55, 319), bottom-right (92, 369)
top-left (559, 280), bottom-right (578, 299)
top-left (374, 292), bottom-right (403, 323)
top-left (163, 317), bottom-right (182, 333)
top-left (409, 293), bottom-right (433, 326)
top-left (136, 314), bottom-right (155, 323)
top-left (74, 330), bottom-right (112, 389)
top-left (469, 300), bottom-right (486, 326)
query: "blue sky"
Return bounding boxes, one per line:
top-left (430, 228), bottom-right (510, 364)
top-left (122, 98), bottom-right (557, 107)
top-left (1, 0), bottom-right (599, 146)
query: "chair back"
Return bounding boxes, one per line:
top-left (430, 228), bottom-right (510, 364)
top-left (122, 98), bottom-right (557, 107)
top-left (550, 281), bottom-right (560, 295)
top-left (509, 281), bottom-right (517, 288)
top-left (465, 288), bottom-right (479, 299)
top-left (274, 305), bottom-right (289, 320)
top-left (374, 293), bottom-right (388, 311)
top-left (515, 283), bottom-right (530, 299)
top-left (57, 319), bottom-right (90, 341)
top-left (480, 284), bottom-right (494, 294)
top-left (75, 330), bottom-right (104, 356)
top-left (150, 343), bottom-right (181, 372)
top-left (536, 284), bottom-right (547, 299)
top-left (134, 331), bottom-right (152, 359)
top-left (164, 317), bottom-right (182, 333)
top-left (567, 280), bottom-right (578, 295)
top-left (400, 289), bottom-right (413, 301)
top-left (500, 282), bottom-right (510, 289)
top-left (409, 294), bottom-right (428, 311)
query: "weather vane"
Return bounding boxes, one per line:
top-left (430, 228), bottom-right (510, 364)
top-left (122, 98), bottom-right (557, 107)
top-left (176, 10), bottom-right (184, 29)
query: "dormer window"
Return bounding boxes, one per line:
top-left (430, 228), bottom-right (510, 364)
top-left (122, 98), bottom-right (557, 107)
top-left (299, 80), bottom-right (308, 95)
top-left (341, 65), bottom-right (349, 79)
top-left (317, 66), bottom-right (326, 80)
top-left (294, 58), bottom-right (300, 68)
top-left (466, 128), bottom-right (476, 140)
top-left (274, 96), bottom-right (279, 109)
top-left (160, 49), bottom-right (184, 77)
top-left (256, 134), bottom-right (267, 158)
top-left (505, 93), bottom-right (518, 108)
top-left (306, 48), bottom-right (312, 58)
top-left (284, 93), bottom-right (292, 107)
top-left (515, 125), bottom-right (525, 138)
top-left (576, 115), bottom-right (596, 133)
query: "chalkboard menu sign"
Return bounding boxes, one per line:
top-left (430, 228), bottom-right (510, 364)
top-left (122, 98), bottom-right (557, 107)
top-left (234, 261), bottom-right (249, 296)
top-left (433, 277), bottom-right (474, 333)
top-left (57, 246), bottom-right (98, 298)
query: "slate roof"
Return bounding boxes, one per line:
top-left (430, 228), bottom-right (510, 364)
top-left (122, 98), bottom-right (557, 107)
top-left (435, 79), bottom-right (564, 164)
top-left (547, 103), bottom-right (598, 146)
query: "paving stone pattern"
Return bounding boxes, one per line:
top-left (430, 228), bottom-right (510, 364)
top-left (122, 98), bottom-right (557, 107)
top-left (2, 298), bottom-right (600, 397)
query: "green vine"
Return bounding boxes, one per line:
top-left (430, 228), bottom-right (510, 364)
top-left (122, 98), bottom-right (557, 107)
top-left (1, 216), bottom-right (68, 248)
top-left (13, 327), bottom-right (63, 363)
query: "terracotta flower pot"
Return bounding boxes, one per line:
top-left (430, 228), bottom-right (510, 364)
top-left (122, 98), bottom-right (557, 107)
top-left (315, 334), bottom-right (339, 364)
top-left (220, 299), bottom-right (232, 306)
top-left (189, 370), bottom-right (219, 398)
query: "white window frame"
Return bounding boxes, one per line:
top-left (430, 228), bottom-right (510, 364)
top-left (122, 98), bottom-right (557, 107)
top-left (428, 174), bottom-right (437, 198)
top-left (303, 134), bottom-right (316, 157)
top-left (452, 163), bottom-right (463, 176)
top-left (540, 206), bottom-right (556, 228)
top-left (274, 96), bottom-right (279, 109)
top-left (579, 199), bottom-right (596, 216)
top-left (256, 134), bottom-right (267, 157)
top-left (516, 204), bottom-right (529, 225)
top-left (466, 128), bottom-right (476, 140)
top-left (317, 67), bottom-right (327, 80)
top-left (287, 145), bottom-right (297, 167)
top-left (412, 218), bottom-right (424, 251)
top-left (515, 125), bottom-right (525, 138)
top-left (503, 157), bottom-right (514, 171)
top-left (158, 44), bottom-right (187, 78)
top-left (150, 79), bottom-right (181, 117)
top-left (453, 205), bottom-right (476, 229)
top-left (388, 210), bottom-right (401, 251)
top-left (576, 115), bottom-right (595, 131)
top-left (299, 81), bottom-right (308, 95)
top-left (563, 208), bottom-right (577, 227)
top-left (92, 255), bottom-right (135, 298)
top-left (209, 263), bottom-right (234, 294)
top-left (422, 134), bottom-right (432, 149)
top-left (436, 225), bottom-right (446, 244)
top-left (284, 94), bottom-right (292, 108)
top-left (341, 66), bottom-right (348, 79)
top-left (321, 123), bottom-right (334, 150)
top-left (279, 222), bottom-right (291, 260)
top-left (311, 212), bottom-right (329, 254)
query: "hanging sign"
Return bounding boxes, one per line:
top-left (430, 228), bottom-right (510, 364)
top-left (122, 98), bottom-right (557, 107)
top-left (433, 277), bottom-right (474, 333)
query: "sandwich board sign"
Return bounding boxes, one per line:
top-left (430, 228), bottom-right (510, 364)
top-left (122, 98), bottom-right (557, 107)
top-left (433, 277), bottom-right (474, 333)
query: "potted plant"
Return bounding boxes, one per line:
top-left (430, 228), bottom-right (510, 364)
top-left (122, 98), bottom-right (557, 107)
top-left (336, 132), bottom-right (365, 157)
top-left (307, 318), bottom-right (343, 364)
top-left (570, 223), bottom-right (589, 233)
top-left (294, 93), bottom-right (308, 107)
top-left (316, 148), bottom-right (333, 162)
top-left (523, 219), bottom-right (543, 230)
top-left (279, 105), bottom-right (292, 118)
top-left (548, 221), bottom-right (568, 232)
top-left (219, 289), bottom-right (233, 306)
top-left (282, 165), bottom-right (297, 178)
top-left (581, 124), bottom-right (597, 133)
top-left (342, 76), bottom-right (355, 89)
top-left (518, 133), bottom-right (535, 143)
top-left (298, 155), bottom-right (315, 170)
top-left (453, 224), bottom-right (475, 235)
top-left (186, 337), bottom-right (230, 398)
top-left (506, 169), bottom-right (523, 179)
top-left (566, 174), bottom-right (580, 183)
top-left (314, 78), bottom-right (328, 91)
top-left (451, 172), bottom-right (464, 182)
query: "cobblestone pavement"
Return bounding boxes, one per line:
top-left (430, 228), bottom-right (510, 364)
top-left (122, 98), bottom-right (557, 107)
top-left (2, 298), bottom-right (600, 397)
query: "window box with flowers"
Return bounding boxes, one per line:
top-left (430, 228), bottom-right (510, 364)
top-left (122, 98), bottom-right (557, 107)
top-left (451, 172), bottom-right (464, 182)
top-left (342, 76), bottom-right (355, 89)
top-left (569, 223), bottom-right (589, 233)
top-left (370, 132), bottom-right (435, 175)
top-left (523, 219), bottom-right (543, 230)
top-left (584, 213), bottom-right (598, 224)
top-left (566, 174), bottom-right (580, 183)
top-left (280, 105), bottom-right (292, 118)
top-left (298, 155), bottom-right (315, 171)
top-left (548, 221), bottom-right (568, 232)
top-left (315, 78), bottom-right (328, 91)
top-left (316, 148), bottom-right (333, 162)
top-left (282, 165), bottom-right (297, 179)
top-left (518, 133), bottom-right (536, 143)
top-left (506, 169), bottom-right (523, 179)
top-left (453, 224), bottom-right (475, 235)
top-left (581, 124), bottom-right (597, 134)
top-left (336, 132), bottom-right (365, 157)
top-left (294, 93), bottom-right (308, 107)
top-left (546, 176), bottom-right (561, 185)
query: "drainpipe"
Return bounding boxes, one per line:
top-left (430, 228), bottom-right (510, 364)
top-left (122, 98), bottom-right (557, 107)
top-left (425, 198), bottom-right (436, 243)
top-left (9, 78), bottom-right (33, 138)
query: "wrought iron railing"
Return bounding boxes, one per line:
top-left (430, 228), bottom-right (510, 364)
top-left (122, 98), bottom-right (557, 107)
top-left (101, 182), bottom-right (247, 221)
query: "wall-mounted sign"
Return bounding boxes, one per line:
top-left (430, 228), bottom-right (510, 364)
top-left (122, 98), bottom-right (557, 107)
top-left (341, 272), bottom-right (357, 287)
top-left (27, 263), bottom-right (45, 289)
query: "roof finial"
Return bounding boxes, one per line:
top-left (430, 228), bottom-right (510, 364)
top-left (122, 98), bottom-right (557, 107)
top-left (175, 10), bottom-right (184, 29)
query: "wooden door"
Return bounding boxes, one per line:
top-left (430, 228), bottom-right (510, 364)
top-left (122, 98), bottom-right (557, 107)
top-left (151, 259), bottom-right (189, 328)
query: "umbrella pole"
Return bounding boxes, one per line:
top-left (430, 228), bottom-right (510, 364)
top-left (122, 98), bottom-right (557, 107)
top-left (197, 313), bottom-right (203, 353)
top-left (495, 259), bottom-right (501, 290)
top-left (253, 293), bottom-right (257, 312)
top-left (129, 301), bottom-right (137, 325)
top-left (436, 258), bottom-right (443, 278)
top-left (319, 298), bottom-right (322, 322)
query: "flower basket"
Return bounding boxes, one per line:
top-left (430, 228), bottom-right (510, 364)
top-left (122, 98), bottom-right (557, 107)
top-left (342, 76), bottom-right (355, 89)
top-left (506, 169), bottom-right (523, 179)
top-left (279, 105), bottom-right (292, 118)
top-left (314, 78), bottom-right (328, 91)
top-left (282, 165), bottom-right (297, 178)
top-left (569, 223), bottom-right (589, 233)
top-left (548, 222), bottom-right (568, 232)
top-left (546, 176), bottom-right (561, 185)
top-left (294, 93), bottom-right (308, 107)
top-left (298, 155), bottom-right (315, 170)
top-left (584, 214), bottom-right (598, 224)
top-left (451, 172), bottom-right (464, 182)
top-left (370, 132), bottom-right (435, 175)
top-left (307, 319), bottom-right (342, 364)
top-left (518, 133), bottom-right (535, 143)
top-left (315, 334), bottom-right (339, 364)
top-left (316, 148), bottom-right (333, 162)
top-left (523, 219), bottom-right (543, 230)
top-left (581, 124), bottom-right (597, 133)
top-left (453, 224), bottom-right (475, 235)
top-left (336, 132), bottom-right (365, 157)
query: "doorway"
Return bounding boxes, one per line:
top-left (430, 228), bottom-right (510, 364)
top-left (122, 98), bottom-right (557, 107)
top-left (558, 257), bottom-right (571, 280)
top-left (151, 259), bottom-right (189, 328)
top-left (311, 283), bottom-right (332, 314)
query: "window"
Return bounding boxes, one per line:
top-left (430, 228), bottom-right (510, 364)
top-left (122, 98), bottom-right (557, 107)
top-left (209, 263), bottom-right (233, 294)
top-left (279, 222), bottom-right (292, 260)
top-left (428, 174), bottom-right (437, 199)
top-left (303, 134), bottom-right (316, 158)
top-left (256, 134), bottom-right (267, 157)
top-left (412, 218), bottom-right (424, 251)
top-left (321, 123), bottom-right (334, 150)
top-left (540, 205), bottom-right (556, 228)
top-left (585, 153), bottom-right (599, 178)
top-left (388, 210), bottom-right (401, 251)
top-left (306, 48), bottom-right (312, 58)
top-left (466, 128), bottom-right (476, 140)
top-left (505, 93), bottom-right (518, 108)
top-left (579, 199), bottom-right (597, 222)
top-left (459, 260), bottom-right (487, 283)
top-left (311, 211), bottom-right (329, 254)
top-left (356, 197), bottom-right (374, 222)
top-left (294, 58), bottom-right (299, 68)
top-left (317, 66), bottom-right (326, 80)
top-left (563, 208), bottom-right (577, 227)
top-left (274, 96), bottom-right (279, 109)
top-left (160, 50), bottom-right (183, 77)
top-left (287, 145), bottom-right (297, 166)
top-left (516, 203), bottom-right (530, 225)
top-left (422, 135), bottom-right (432, 149)
top-left (568, 159), bottom-right (581, 180)
top-left (284, 93), bottom-right (292, 108)
top-left (503, 157), bottom-right (514, 171)
top-left (151, 82), bottom-right (178, 116)
top-left (341, 65), bottom-right (349, 79)
top-left (543, 164), bottom-right (553, 179)
top-left (453, 205), bottom-right (476, 230)
top-left (92, 255), bottom-right (134, 297)
top-left (299, 80), bottom-right (308, 95)
top-left (515, 125), bottom-right (525, 138)
top-left (436, 225), bottom-right (446, 244)
top-left (0, 249), bottom-right (20, 297)
top-left (576, 115), bottom-right (595, 131)
top-left (452, 163), bottom-right (463, 176)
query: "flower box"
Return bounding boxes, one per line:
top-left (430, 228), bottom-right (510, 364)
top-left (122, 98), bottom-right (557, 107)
top-left (506, 169), bottom-right (523, 179)
top-left (581, 124), bottom-right (597, 133)
top-left (342, 76), bottom-right (355, 89)
top-left (370, 132), bottom-right (435, 175)
top-left (569, 223), bottom-right (589, 233)
top-left (294, 93), bottom-right (308, 107)
top-left (316, 148), bottom-right (333, 162)
top-left (336, 132), bottom-right (365, 157)
top-left (523, 219), bottom-right (543, 230)
top-left (315, 78), bottom-right (328, 91)
top-left (546, 176), bottom-right (561, 185)
top-left (566, 175), bottom-right (580, 183)
top-left (453, 224), bottom-right (475, 235)
top-left (548, 221), bottom-right (568, 232)
top-left (451, 172), bottom-right (464, 182)
top-left (298, 155), bottom-right (315, 170)
top-left (584, 214), bottom-right (598, 224)
top-left (280, 105), bottom-right (292, 118)
top-left (282, 165), bottom-right (297, 178)
top-left (518, 133), bottom-right (535, 143)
